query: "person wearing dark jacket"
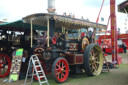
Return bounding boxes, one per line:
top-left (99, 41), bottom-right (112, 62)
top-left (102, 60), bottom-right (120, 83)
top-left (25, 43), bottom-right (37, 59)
top-left (122, 43), bottom-right (127, 53)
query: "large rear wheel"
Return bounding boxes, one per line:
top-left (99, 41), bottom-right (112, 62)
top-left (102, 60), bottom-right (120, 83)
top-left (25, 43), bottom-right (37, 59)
top-left (84, 44), bottom-right (103, 76)
top-left (0, 54), bottom-right (11, 78)
top-left (52, 57), bottom-right (69, 83)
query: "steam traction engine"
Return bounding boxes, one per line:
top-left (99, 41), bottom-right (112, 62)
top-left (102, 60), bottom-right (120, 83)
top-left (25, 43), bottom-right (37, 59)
top-left (23, 13), bottom-right (107, 83)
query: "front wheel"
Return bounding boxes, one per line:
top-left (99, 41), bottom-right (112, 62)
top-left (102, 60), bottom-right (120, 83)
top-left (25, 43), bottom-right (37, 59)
top-left (52, 57), bottom-right (69, 83)
top-left (84, 44), bottom-right (103, 76)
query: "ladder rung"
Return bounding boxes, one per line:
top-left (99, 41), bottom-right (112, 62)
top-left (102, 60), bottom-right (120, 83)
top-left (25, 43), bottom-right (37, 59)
top-left (39, 76), bottom-right (45, 78)
top-left (27, 74), bottom-right (32, 76)
top-left (26, 83), bottom-right (31, 85)
top-left (34, 60), bottom-right (39, 62)
top-left (28, 74), bottom-right (36, 76)
top-left (35, 65), bottom-right (41, 67)
top-left (37, 71), bottom-right (42, 73)
top-left (41, 81), bottom-right (47, 84)
top-left (33, 57), bottom-right (38, 60)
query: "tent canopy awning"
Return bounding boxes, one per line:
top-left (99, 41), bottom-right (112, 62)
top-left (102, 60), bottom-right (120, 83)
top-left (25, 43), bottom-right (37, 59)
top-left (118, 0), bottom-right (128, 13)
top-left (0, 19), bottom-right (46, 31)
top-left (23, 13), bottom-right (107, 30)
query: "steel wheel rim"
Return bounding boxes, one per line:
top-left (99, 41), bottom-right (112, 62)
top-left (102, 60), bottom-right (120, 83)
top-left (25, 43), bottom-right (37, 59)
top-left (0, 54), bottom-right (11, 78)
top-left (55, 59), bottom-right (69, 82)
top-left (89, 46), bottom-right (103, 76)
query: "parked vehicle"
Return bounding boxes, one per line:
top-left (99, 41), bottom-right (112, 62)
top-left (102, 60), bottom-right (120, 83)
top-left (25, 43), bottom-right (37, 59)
top-left (23, 13), bottom-right (107, 83)
top-left (0, 21), bottom-right (39, 78)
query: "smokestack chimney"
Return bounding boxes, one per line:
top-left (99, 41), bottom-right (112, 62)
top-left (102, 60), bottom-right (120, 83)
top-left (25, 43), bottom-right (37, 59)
top-left (47, 0), bottom-right (56, 13)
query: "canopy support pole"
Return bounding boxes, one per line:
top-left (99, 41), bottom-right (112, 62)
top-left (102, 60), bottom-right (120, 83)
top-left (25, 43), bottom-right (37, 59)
top-left (30, 20), bottom-right (33, 48)
top-left (78, 29), bottom-right (80, 41)
top-left (62, 26), bottom-right (64, 33)
top-left (47, 19), bottom-right (50, 47)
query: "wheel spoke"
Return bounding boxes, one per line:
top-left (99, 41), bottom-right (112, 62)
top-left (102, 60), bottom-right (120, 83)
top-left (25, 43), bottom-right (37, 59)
top-left (57, 74), bottom-right (60, 79)
top-left (63, 70), bottom-right (66, 72)
top-left (61, 73), bottom-right (64, 79)
top-left (93, 58), bottom-right (99, 70)
top-left (62, 66), bottom-right (65, 69)
top-left (91, 50), bottom-right (94, 56)
top-left (62, 63), bottom-right (66, 69)
top-left (89, 56), bottom-right (92, 60)
top-left (93, 65), bottom-right (97, 72)
top-left (62, 62), bottom-right (63, 68)
top-left (57, 63), bottom-right (60, 68)
top-left (94, 53), bottom-right (98, 57)
top-left (95, 63), bottom-right (98, 70)
top-left (91, 63), bottom-right (94, 72)
top-left (90, 52), bottom-right (93, 57)
top-left (56, 68), bottom-right (59, 71)
top-left (61, 73), bottom-right (63, 79)
top-left (89, 59), bottom-right (93, 66)
top-left (56, 72), bottom-right (60, 76)
top-left (95, 61), bottom-right (100, 64)
top-left (3, 68), bottom-right (7, 74)
top-left (0, 58), bottom-right (3, 64)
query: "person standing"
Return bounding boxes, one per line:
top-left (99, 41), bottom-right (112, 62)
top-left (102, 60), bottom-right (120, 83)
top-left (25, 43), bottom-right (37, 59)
top-left (122, 43), bottom-right (127, 53)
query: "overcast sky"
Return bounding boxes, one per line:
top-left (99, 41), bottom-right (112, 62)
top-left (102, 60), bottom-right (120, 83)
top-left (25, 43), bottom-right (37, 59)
top-left (0, 0), bottom-right (127, 33)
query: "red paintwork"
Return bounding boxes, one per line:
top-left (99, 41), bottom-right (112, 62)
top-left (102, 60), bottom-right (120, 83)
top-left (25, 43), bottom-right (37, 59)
top-left (75, 55), bottom-right (83, 64)
top-left (69, 43), bottom-right (78, 51)
top-left (105, 48), bottom-right (123, 54)
top-left (55, 58), bottom-right (69, 82)
top-left (65, 54), bottom-right (74, 65)
top-left (97, 38), bottom-right (124, 54)
top-left (81, 32), bottom-right (85, 38)
top-left (52, 37), bottom-right (57, 44)
top-left (65, 54), bottom-right (83, 65)
top-left (99, 34), bottom-right (128, 39)
top-left (99, 34), bottom-right (128, 49)
top-left (110, 0), bottom-right (118, 62)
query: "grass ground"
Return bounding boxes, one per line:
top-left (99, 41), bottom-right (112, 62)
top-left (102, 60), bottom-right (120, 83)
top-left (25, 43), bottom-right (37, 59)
top-left (0, 52), bottom-right (128, 85)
